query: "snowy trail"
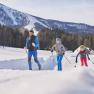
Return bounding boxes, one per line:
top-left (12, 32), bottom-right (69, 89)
top-left (0, 47), bottom-right (94, 71)
top-left (0, 47), bottom-right (76, 70)
top-left (0, 68), bottom-right (94, 94)
top-left (0, 58), bottom-right (56, 70)
top-left (0, 47), bottom-right (94, 94)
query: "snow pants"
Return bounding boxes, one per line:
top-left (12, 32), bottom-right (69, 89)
top-left (57, 54), bottom-right (63, 71)
top-left (28, 50), bottom-right (41, 70)
top-left (80, 57), bottom-right (88, 67)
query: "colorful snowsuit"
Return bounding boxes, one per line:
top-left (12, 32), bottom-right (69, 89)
top-left (76, 49), bottom-right (90, 67)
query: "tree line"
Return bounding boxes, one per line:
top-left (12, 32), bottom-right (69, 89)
top-left (38, 28), bottom-right (94, 51)
top-left (0, 25), bottom-right (94, 51)
top-left (0, 25), bottom-right (28, 48)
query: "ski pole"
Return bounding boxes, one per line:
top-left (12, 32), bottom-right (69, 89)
top-left (64, 54), bottom-right (78, 68)
top-left (89, 60), bottom-right (94, 64)
top-left (51, 52), bottom-right (53, 56)
top-left (51, 52), bottom-right (55, 63)
top-left (64, 55), bottom-right (77, 68)
top-left (64, 55), bottom-right (71, 64)
top-left (74, 63), bottom-right (77, 68)
top-left (26, 49), bottom-right (28, 54)
top-left (24, 47), bottom-right (28, 54)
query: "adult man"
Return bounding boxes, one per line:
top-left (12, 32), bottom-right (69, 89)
top-left (25, 30), bottom-right (41, 70)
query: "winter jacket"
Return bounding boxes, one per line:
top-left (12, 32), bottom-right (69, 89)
top-left (25, 35), bottom-right (40, 51)
top-left (51, 43), bottom-right (66, 55)
top-left (76, 49), bottom-right (90, 62)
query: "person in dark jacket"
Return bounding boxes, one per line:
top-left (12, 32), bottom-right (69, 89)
top-left (25, 30), bottom-right (41, 70)
top-left (76, 45), bottom-right (90, 67)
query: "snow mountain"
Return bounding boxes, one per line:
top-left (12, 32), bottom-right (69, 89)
top-left (0, 3), bottom-right (94, 33)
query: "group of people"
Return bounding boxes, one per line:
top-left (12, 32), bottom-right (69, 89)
top-left (25, 30), bottom-right (91, 71)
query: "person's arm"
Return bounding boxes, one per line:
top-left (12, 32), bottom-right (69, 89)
top-left (24, 37), bottom-right (28, 49)
top-left (51, 45), bottom-right (56, 52)
top-left (87, 53), bottom-right (90, 60)
top-left (61, 44), bottom-right (66, 55)
top-left (76, 52), bottom-right (80, 63)
top-left (34, 36), bottom-right (40, 49)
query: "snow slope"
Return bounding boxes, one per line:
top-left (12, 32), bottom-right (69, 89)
top-left (0, 47), bottom-right (94, 94)
top-left (0, 3), bottom-right (94, 33)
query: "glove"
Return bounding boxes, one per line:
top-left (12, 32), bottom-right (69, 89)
top-left (74, 64), bottom-right (77, 68)
top-left (51, 49), bottom-right (53, 52)
top-left (63, 53), bottom-right (65, 55)
top-left (88, 57), bottom-right (90, 60)
top-left (75, 59), bottom-right (78, 63)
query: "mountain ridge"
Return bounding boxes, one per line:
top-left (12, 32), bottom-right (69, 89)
top-left (0, 3), bottom-right (94, 33)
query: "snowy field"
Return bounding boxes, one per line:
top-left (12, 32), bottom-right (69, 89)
top-left (0, 46), bottom-right (94, 94)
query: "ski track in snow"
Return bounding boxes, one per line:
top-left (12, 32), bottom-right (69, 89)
top-left (0, 47), bottom-right (94, 94)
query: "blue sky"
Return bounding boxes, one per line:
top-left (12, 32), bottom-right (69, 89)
top-left (0, 0), bottom-right (94, 25)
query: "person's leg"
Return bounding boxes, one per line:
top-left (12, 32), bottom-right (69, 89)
top-left (84, 58), bottom-right (88, 67)
top-left (80, 58), bottom-right (84, 66)
top-left (33, 51), bottom-right (41, 70)
top-left (57, 55), bottom-right (60, 71)
top-left (59, 55), bottom-right (63, 71)
top-left (28, 54), bottom-right (32, 70)
top-left (57, 55), bottom-right (63, 71)
top-left (28, 51), bottom-right (32, 70)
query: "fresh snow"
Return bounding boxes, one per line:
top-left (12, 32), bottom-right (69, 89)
top-left (2, 5), bottom-right (18, 25)
top-left (26, 15), bottom-right (48, 28)
top-left (0, 3), bottom-right (94, 33)
top-left (54, 22), bottom-right (62, 28)
top-left (0, 46), bottom-right (94, 94)
top-left (24, 23), bottom-right (38, 35)
top-left (24, 15), bottom-right (49, 35)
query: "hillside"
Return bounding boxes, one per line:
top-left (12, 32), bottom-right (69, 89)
top-left (0, 3), bottom-right (94, 33)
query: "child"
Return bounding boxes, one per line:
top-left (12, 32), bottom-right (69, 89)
top-left (51, 37), bottom-right (66, 71)
top-left (75, 45), bottom-right (90, 67)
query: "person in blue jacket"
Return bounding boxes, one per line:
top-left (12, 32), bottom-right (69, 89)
top-left (25, 30), bottom-right (41, 70)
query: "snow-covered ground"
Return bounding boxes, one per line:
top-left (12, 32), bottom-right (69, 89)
top-left (0, 46), bottom-right (94, 94)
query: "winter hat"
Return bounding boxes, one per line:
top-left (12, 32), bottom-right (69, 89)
top-left (30, 30), bottom-right (34, 33)
top-left (56, 38), bottom-right (61, 44)
top-left (80, 45), bottom-right (86, 50)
